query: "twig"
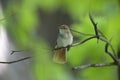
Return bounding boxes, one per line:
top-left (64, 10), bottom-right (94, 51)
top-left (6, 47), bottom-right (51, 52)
top-left (99, 36), bottom-right (116, 55)
top-left (89, 13), bottom-right (99, 40)
top-left (0, 57), bottom-right (31, 64)
top-left (70, 29), bottom-right (94, 36)
top-left (72, 35), bottom-right (97, 47)
top-left (105, 42), bottom-right (118, 64)
top-left (98, 29), bottom-right (107, 39)
top-left (0, 50), bottom-right (32, 64)
top-left (73, 62), bottom-right (115, 70)
top-left (10, 50), bottom-right (23, 55)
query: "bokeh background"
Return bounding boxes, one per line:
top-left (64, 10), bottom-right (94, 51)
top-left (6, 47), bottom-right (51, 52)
top-left (0, 0), bottom-right (120, 80)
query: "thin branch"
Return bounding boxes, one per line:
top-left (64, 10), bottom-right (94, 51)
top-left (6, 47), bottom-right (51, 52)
top-left (105, 42), bottom-right (118, 63)
top-left (72, 35), bottom-right (97, 47)
top-left (70, 29), bottom-right (94, 36)
top-left (0, 57), bottom-right (31, 64)
top-left (99, 36), bottom-right (116, 55)
top-left (10, 50), bottom-right (24, 55)
top-left (98, 29), bottom-right (107, 39)
top-left (10, 49), bottom-right (32, 55)
top-left (89, 13), bottom-right (99, 40)
top-left (73, 62), bottom-right (115, 70)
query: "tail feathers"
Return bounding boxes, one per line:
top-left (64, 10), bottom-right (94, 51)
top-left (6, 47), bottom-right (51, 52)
top-left (53, 48), bottom-right (66, 64)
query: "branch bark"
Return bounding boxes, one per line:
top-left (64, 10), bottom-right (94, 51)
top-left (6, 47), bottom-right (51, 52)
top-left (73, 62), bottom-right (115, 70)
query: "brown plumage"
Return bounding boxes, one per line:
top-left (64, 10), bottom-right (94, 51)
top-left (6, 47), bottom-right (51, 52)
top-left (53, 48), bottom-right (67, 64)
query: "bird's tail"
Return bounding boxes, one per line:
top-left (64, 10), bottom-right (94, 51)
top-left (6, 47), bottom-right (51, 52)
top-left (53, 48), bottom-right (67, 64)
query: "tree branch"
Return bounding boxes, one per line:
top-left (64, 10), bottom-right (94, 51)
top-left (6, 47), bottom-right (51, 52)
top-left (89, 13), bottom-right (99, 40)
top-left (73, 62), bottom-right (115, 70)
top-left (72, 35), bottom-right (97, 47)
top-left (10, 50), bottom-right (24, 55)
top-left (73, 14), bottom-right (119, 70)
top-left (70, 28), bottom-right (94, 36)
top-left (105, 42), bottom-right (118, 64)
top-left (0, 57), bottom-right (31, 64)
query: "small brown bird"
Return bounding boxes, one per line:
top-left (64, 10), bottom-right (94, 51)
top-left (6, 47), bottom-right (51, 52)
top-left (53, 25), bottom-right (73, 64)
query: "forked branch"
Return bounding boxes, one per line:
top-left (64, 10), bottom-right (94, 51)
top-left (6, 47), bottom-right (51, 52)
top-left (73, 14), bottom-right (119, 70)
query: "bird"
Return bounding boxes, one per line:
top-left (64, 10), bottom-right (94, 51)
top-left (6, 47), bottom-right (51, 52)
top-left (53, 25), bottom-right (73, 64)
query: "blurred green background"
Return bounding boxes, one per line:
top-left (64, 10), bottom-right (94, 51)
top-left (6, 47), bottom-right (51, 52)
top-left (1, 0), bottom-right (120, 80)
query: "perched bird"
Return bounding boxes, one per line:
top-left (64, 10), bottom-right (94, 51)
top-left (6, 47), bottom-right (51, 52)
top-left (53, 25), bottom-right (73, 64)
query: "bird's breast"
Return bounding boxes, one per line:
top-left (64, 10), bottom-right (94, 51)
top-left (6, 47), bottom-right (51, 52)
top-left (57, 34), bottom-right (73, 47)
